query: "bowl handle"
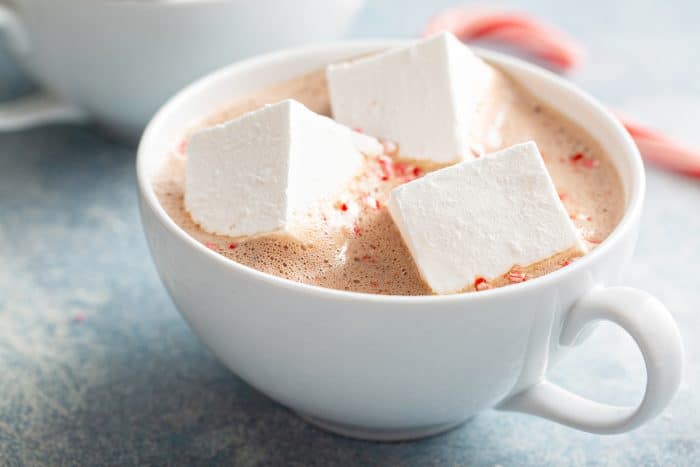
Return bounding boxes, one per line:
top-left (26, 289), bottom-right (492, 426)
top-left (0, 4), bottom-right (87, 131)
top-left (499, 286), bottom-right (683, 434)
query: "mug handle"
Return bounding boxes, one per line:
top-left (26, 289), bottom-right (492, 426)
top-left (0, 4), bottom-right (87, 131)
top-left (499, 287), bottom-right (683, 434)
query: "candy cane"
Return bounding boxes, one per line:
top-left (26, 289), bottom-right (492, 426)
top-left (615, 112), bottom-right (700, 177)
top-left (423, 7), bottom-right (586, 71)
top-left (424, 7), bottom-right (700, 177)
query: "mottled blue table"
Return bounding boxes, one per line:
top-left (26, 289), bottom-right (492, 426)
top-left (1, 1), bottom-right (698, 465)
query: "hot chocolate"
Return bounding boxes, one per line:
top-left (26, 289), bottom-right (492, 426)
top-left (152, 65), bottom-right (624, 295)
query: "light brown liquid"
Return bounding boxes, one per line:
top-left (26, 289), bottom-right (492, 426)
top-left (153, 66), bottom-right (625, 295)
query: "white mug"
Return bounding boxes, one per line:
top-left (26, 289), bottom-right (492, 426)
top-left (136, 41), bottom-right (684, 440)
top-left (0, 0), bottom-right (365, 141)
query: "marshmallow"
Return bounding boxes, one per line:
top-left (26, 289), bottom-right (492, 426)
top-left (185, 99), bottom-right (380, 237)
top-left (326, 32), bottom-right (493, 164)
top-left (387, 142), bottom-right (586, 294)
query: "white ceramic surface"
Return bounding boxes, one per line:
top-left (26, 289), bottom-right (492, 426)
top-left (136, 41), bottom-right (684, 440)
top-left (0, 0), bottom-right (365, 140)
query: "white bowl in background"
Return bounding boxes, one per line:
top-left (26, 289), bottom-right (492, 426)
top-left (0, 0), bottom-right (366, 140)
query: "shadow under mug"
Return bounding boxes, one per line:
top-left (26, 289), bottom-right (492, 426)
top-left (136, 41), bottom-right (684, 440)
top-left (0, 0), bottom-right (365, 141)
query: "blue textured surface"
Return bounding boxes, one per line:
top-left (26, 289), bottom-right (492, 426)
top-left (1, 1), bottom-right (699, 465)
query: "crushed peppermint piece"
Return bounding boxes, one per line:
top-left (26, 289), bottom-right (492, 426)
top-left (177, 138), bottom-right (188, 154)
top-left (365, 195), bottom-right (381, 210)
top-left (470, 143), bottom-right (485, 158)
top-left (570, 212), bottom-right (591, 221)
top-left (474, 277), bottom-right (492, 291)
top-left (507, 266), bottom-right (527, 283)
top-left (393, 162), bottom-right (410, 177)
top-left (582, 158), bottom-right (600, 168)
top-left (378, 155), bottom-right (394, 181)
top-left (570, 152), bottom-right (599, 169)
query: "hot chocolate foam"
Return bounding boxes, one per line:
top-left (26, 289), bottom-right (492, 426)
top-left (153, 65), bottom-right (625, 295)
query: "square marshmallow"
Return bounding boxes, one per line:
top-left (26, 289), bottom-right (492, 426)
top-left (326, 32), bottom-right (493, 164)
top-left (387, 142), bottom-right (587, 294)
top-left (185, 99), bottom-right (381, 237)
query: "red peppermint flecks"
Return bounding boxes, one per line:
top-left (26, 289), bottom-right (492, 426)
top-left (378, 155), bottom-right (394, 181)
top-left (204, 242), bottom-right (217, 250)
top-left (354, 127), bottom-right (363, 133)
top-left (353, 225), bottom-right (362, 236)
top-left (374, 153), bottom-right (426, 184)
top-left (177, 138), bottom-right (188, 154)
top-left (365, 195), bottom-right (381, 210)
top-left (340, 203), bottom-right (349, 212)
top-left (376, 154), bottom-right (423, 182)
top-left (570, 212), bottom-right (591, 221)
top-left (393, 162), bottom-right (410, 176)
top-left (562, 257), bottom-right (579, 267)
top-left (570, 152), bottom-right (599, 169)
top-left (507, 266), bottom-right (527, 283)
top-left (397, 162), bottom-right (423, 182)
top-left (470, 144), bottom-right (486, 158)
top-left (582, 158), bottom-right (600, 168)
top-left (558, 192), bottom-right (568, 201)
top-left (474, 277), bottom-right (492, 291)
top-left (228, 243), bottom-right (238, 250)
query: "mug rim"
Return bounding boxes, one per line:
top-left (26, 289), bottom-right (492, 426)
top-left (136, 39), bottom-right (645, 304)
